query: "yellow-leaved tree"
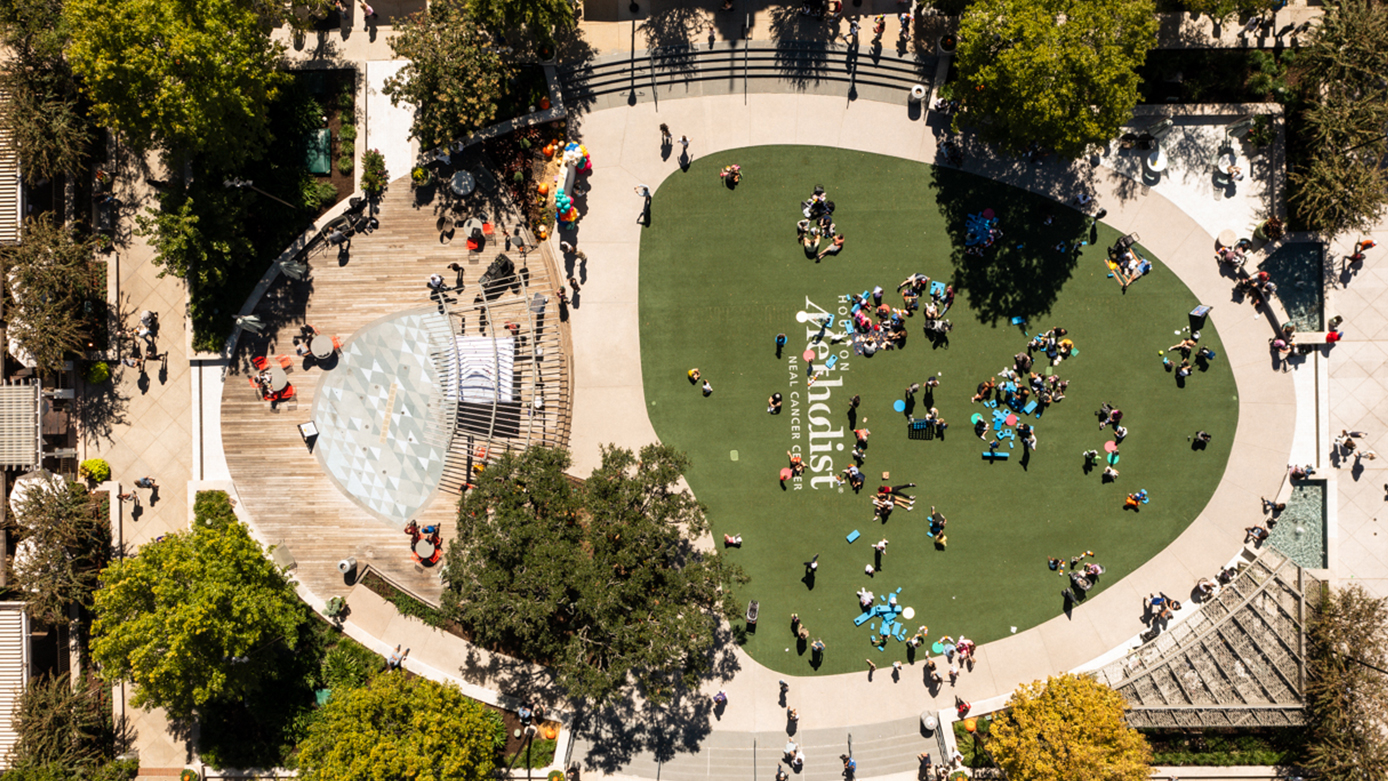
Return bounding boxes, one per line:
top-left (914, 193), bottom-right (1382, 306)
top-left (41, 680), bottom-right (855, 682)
top-left (989, 673), bottom-right (1151, 781)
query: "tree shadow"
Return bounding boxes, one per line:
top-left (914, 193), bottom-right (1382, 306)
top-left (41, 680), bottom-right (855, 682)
top-left (768, 6), bottom-right (834, 88)
top-left (639, 6), bottom-right (705, 84)
top-left (929, 166), bottom-right (1090, 326)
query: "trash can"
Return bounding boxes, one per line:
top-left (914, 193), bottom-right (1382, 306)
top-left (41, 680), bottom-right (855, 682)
top-left (338, 557), bottom-right (357, 576)
top-left (910, 84), bottom-right (928, 103)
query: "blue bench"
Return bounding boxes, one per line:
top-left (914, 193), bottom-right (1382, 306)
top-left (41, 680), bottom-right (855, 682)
top-left (983, 450), bottom-right (1010, 460)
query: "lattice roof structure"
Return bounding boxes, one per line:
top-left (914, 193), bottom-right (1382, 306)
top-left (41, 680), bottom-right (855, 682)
top-left (1091, 547), bottom-right (1320, 729)
top-left (0, 382), bottom-right (40, 471)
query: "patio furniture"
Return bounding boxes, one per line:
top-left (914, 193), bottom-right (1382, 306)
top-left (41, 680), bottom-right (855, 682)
top-left (311, 336), bottom-right (335, 359)
top-left (450, 170), bottom-right (476, 197)
top-left (267, 365), bottom-right (289, 392)
top-left (1146, 147), bottom-right (1168, 173)
top-left (277, 355), bottom-right (294, 369)
top-left (252, 355), bottom-right (269, 371)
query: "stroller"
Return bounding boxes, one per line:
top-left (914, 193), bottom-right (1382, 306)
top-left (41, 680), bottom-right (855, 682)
top-left (745, 600), bottom-right (759, 626)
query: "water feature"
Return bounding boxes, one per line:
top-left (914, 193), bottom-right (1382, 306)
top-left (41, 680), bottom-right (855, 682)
top-left (1259, 242), bottom-right (1324, 332)
top-left (1269, 482), bottom-right (1326, 569)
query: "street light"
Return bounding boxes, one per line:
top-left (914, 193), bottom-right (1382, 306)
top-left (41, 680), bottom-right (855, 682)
top-left (223, 177), bottom-right (300, 211)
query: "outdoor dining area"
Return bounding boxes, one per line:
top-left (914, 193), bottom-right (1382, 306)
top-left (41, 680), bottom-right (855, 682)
top-left (249, 325), bottom-right (341, 403)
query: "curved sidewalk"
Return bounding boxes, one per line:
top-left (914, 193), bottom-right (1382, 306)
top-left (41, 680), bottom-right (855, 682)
top-left (561, 91), bottom-right (1301, 775)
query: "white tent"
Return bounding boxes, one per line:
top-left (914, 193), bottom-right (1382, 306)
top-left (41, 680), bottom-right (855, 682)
top-left (8, 469), bottom-right (63, 516)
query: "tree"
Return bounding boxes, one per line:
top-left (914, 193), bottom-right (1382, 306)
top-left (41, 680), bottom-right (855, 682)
top-left (9, 674), bottom-right (120, 771)
top-left (383, 0), bottom-right (513, 151)
top-left (1305, 584), bottom-right (1388, 779)
top-left (91, 493), bottom-right (305, 720)
top-left (0, 0), bottom-right (92, 185)
top-left (948, 0), bottom-right (1157, 158)
top-left (62, 0), bottom-right (287, 165)
top-left (295, 672), bottom-right (505, 781)
top-left (1177, 0), bottom-right (1278, 22)
top-left (442, 444), bottom-right (747, 705)
top-left (3, 479), bottom-right (109, 625)
top-left (0, 216), bottom-right (105, 374)
top-left (1288, 0), bottom-right (1388, 237)
top-left (989, 673), bottom-right (1151, 781)
top-left (465, 0), bottom-right (576, 42)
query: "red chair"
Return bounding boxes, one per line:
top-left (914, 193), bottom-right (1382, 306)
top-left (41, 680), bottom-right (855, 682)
top-left (277, 355), bottom-right (293, 369)
top-left (482, 222), bottom-right (494, 236)
top-left (252, 356), bottom-right (268, 371)
top-left (465, 238), bottom-right (481, 251)
top-left (278, 384), bottom-right (296, 401)
top-left (331, 335), bottom-right (342, 350)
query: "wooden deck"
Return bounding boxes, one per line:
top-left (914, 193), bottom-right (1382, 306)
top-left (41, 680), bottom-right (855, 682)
top-left (220, 177), bottom-right (572, 604)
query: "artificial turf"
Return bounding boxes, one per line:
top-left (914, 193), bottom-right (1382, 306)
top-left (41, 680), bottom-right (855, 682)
top-left (638, 146), bottom-right (1237, 676)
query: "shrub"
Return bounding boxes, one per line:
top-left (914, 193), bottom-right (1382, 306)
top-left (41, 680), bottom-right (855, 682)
top-left (301, 179), bottom-right (339, 212)
top-left (78, 459), bottom-right (110, 482)
top-left (339, 123), bottom-right (357, 142)
top-left (320, 645), bottom-right (379, 691)
top-left (337, 138), bottom-right (354, 160)
top-left (337, 156), bottom-right (354, 175)
top-left (85, 361), bottom-right (111, 384)
top-left (193, 490), bottom-right (238, 528)
top-left (1248, 115), bottom-right (1275, 148)
top-left (361, 149), bottom-right (387, 196)
top-left (508, 736), bottom-right (558, 768)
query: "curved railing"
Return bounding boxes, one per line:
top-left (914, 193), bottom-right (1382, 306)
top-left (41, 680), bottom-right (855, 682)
top-left (430, 257), bottom-right (572, 494)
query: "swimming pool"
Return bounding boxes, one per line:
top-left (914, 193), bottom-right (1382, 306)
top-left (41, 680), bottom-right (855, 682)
top-left (1259, 242), bottom-right (1324, 332)
top-left (1269, 482), bottom-right (1326, 569)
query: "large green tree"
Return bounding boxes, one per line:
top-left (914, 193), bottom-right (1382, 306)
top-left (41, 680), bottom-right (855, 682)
top-left (295, 672), bottom-right (504, 781)
top-left (383, 0), bottom-right (512, 151)
top-left (949, 0), bottom-right (1157, 158)
top-left (443, 444), bottom-right (746, 705)
top-left (3, 478), bottom-right (109, 625)
top-left (91, 494), bottom-right (305, 720)
top-left (989, 673), bottom-right (1151, 781)
top-left (0, 216), bottom-right (105, 374)
top-left (62, 0), bottom-right (287, 165)
top-left (0, 0), bottom-right (92, 185)
top-left (1288, 0), bottom-right (1388, 237)
top-left (1305, 584), bottom-right (1388, 780)
top-left (465, 0), bottom-right (576, 41)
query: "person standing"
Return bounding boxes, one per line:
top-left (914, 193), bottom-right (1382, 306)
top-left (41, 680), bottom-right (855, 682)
top-left (447, 262), bottom-right (466, 291)
top-left (359, 0), bottom-right (377, 22)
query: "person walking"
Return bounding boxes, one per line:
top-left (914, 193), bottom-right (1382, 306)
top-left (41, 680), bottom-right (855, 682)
top-left (659, 123), bottom-right (672, 146)
top-left (388, 645), bottom-right (409, 670)
top-left (447, 262), bottom-right (466, 291)
top-left (134, 476), bottom-right (158, 490)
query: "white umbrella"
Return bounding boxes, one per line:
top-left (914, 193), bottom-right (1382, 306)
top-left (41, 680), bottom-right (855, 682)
top-left (10, 469), bottom-right (64, 516)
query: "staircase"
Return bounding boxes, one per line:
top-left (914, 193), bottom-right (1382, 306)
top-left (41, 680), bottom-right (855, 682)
top-left (560, 41), bottom-right (938, 111)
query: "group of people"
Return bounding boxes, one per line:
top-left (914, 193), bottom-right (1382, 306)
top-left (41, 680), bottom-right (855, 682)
top-left (1235, 269), bottom-right (1279, 307)
top-left (896, 273), bottom-right (955, 321)
top-left (1165, 333), bottom-right (1216, 379)
top-left (797, 186), bottom-right (847, 261)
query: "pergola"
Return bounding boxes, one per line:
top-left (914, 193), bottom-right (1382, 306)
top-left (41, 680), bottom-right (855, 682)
top-left (1091, 547), bottom-right (1318, 728)
top-left (0, 381), bottom-right (42, 472)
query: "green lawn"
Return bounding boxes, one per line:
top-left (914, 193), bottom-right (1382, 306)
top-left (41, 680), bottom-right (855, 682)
top-left (638, 146), bottom-right (1236, 676)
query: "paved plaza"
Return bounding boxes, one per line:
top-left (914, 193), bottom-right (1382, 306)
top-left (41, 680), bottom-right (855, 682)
top-left (83, 3), bottom-right (1388, 778)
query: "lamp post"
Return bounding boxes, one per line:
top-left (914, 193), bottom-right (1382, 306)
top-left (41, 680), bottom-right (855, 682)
top-left (223, 177), bottom-right (300, 211)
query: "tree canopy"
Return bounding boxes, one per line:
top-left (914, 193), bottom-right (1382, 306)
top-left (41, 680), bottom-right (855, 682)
top-left (3, 478), bottom-right (109, 625)
top-left (62, 0), bottom-right (287, 165)
top-left (91, 493), bottom-right (305, 720)
top-left (0, 0), bottom-right (92, 185)
top-left (989, 673), bottom-right (1151, 781)
top-left (1305, 583), bottom-right (1388, 779)
top-left (442, 444), bottom-right (746, 705)
top-left (0, 216), bottom-right (105, 374)
top-left (465, 0), bottom-right (576, 41)
top-left (383, 0), bottom-right (512, 151)
top-left (1288, 0), bottom-right (1388, 237)
top-left (295, 672), bottom-right (504, 781)
top-left (948, 0), bottom-right (1157, 158)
